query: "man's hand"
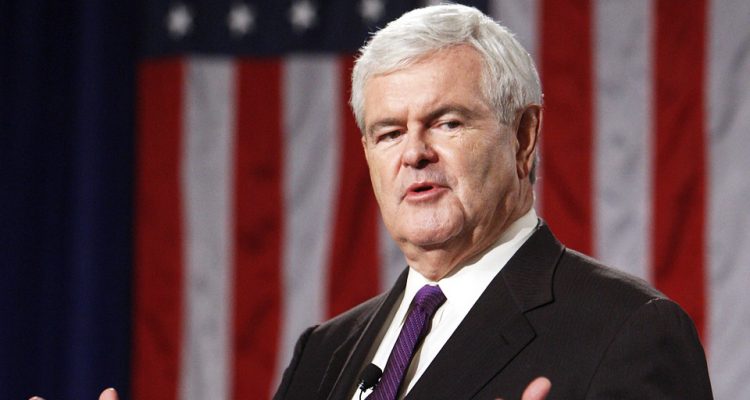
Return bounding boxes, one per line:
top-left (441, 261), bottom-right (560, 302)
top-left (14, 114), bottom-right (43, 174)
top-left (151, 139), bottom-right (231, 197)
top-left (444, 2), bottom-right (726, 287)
top-left (496, 377), bottom-right (552, 400)
top-left (98, 388), bottom-right (118, 400)
top-left (522, 377), bottom-right (551, 400)
top-left (29, 388), bottom-right (118, 400)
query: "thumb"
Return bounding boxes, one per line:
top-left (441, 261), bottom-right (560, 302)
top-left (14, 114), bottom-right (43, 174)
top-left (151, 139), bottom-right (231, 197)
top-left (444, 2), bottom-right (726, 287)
top-left (99, 388), bottom-right (119, 400)
top-left (521, 377), bottom-right (551, 400)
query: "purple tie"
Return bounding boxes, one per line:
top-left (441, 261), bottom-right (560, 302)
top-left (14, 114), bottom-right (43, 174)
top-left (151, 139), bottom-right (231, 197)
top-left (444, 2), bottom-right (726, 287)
top-left (368, 284), bottom-right (446, 400)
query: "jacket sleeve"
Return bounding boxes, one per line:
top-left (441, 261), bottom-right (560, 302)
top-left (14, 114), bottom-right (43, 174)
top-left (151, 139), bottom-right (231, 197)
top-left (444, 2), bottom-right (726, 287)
top-left (273, 326), bottom-right (316, 400)
top-left (585, 298), bottom-right (713, 399)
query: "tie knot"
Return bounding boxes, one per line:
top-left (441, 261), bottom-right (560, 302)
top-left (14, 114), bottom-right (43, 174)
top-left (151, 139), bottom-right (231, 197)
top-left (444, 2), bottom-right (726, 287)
top-left (412, 285), bottom-right (446, 315)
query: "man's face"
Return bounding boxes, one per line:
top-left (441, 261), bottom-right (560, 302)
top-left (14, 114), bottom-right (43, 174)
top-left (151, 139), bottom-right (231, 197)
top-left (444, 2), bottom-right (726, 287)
top-left (361, 45), bottom-right (530, 255)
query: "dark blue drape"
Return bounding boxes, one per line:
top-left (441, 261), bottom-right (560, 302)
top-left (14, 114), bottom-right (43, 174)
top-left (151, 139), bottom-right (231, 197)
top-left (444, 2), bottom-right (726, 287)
top-left (1, 1), bottom-right (137, 398)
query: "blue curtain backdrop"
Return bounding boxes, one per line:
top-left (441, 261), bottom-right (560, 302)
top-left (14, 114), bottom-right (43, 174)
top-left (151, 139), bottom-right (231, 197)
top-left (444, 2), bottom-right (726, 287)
top-left (1, 1), bottom-right (137, 399)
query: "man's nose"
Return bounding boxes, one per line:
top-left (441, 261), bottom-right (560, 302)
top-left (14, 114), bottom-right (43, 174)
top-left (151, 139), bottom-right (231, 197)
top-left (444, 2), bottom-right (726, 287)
top-left (401, 131), bottom-right (437, 169)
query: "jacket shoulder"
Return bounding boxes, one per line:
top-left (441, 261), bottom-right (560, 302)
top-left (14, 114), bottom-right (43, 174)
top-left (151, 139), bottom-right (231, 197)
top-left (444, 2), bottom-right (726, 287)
top-left (275, 292), bottom-right (389, 400)
top-left (517, 247), bottom-right (709, 398)
top-left (556, 248), bottom-right (666, 308)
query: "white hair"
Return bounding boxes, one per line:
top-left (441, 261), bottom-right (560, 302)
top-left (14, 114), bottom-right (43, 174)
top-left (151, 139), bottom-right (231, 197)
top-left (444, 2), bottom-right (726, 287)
top-left (350, 4), bottom-right (542, 132)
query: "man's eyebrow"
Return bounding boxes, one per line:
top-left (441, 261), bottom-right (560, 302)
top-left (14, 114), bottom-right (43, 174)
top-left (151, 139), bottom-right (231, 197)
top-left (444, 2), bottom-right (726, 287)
top-left (366, 118), bottom-right (402, 138)
top-left (423, 105), bottom-right (478, 123)
top-left (365, 105), bottom-right (479, 137)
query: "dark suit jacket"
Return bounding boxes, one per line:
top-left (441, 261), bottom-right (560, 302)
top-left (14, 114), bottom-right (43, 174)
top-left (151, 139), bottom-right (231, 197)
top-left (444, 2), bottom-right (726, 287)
top-left (274, 223), bottom-right (713, 399)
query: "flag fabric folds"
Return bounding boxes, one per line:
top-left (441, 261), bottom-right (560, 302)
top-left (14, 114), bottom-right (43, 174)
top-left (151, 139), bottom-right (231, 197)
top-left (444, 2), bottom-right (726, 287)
top-left (133, 1), bottom-right (750, 399)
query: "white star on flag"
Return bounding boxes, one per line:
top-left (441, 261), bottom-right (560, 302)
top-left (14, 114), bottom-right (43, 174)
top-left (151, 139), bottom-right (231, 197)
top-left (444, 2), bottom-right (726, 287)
top-left (359, 0), bottom-right (384, 24)
top-left (289, 0), bottom-right (317, 32)
top-left (166, 3), bottom-right (193, 39)
top-left (228, 3), bottom-right (256, 37)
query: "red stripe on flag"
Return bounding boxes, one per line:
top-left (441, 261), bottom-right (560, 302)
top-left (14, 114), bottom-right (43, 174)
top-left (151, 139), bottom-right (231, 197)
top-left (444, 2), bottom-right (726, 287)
top-left (327, 55), bottom-right (381, 317)
top-left (540, 0), bottom-right (594, 254)
top-left (133, 58), bottom-right (185, 400)
top-left (231, 59), bottom-right (283, 399)
top-left (652, 0), bottom-right (707, 339)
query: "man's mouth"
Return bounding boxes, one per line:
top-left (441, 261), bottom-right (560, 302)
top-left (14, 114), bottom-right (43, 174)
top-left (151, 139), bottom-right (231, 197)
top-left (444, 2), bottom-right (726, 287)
top-left (404, 181), bottom-right (447, 201)
top-left (411, 183), bottom-right (435, 193)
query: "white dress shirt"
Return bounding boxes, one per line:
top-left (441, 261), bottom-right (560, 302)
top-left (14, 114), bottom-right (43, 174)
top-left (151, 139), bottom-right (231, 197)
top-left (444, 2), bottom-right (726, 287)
top-left (354, 209), bottom-right (539, 399)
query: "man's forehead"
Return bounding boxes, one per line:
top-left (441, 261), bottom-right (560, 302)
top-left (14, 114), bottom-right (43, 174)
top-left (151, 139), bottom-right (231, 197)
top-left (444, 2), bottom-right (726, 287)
top-left (362, 47), bottom-right (489, 126)
top-left (367, 44), bottom-right (482, 81)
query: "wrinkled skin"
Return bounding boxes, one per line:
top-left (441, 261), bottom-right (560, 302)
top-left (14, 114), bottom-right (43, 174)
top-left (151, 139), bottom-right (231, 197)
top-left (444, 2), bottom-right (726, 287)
top-left (361, 45), bottom-right (540, 280)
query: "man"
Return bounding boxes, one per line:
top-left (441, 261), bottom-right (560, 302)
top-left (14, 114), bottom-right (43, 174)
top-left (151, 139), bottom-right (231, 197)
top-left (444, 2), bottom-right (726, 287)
top-left (76, 4), bottom-right (709, 400)
top-left (273, 4), bottom-right (712, 400)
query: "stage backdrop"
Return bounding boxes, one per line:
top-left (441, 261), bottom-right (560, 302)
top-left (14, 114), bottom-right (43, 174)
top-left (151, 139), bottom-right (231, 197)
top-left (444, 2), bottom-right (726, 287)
top-left (1, 0), bottom-right (135, 399)
top-left (3, 0), bottom-right (750, 399)
top-left (134, 0), bottom-right (750, 398)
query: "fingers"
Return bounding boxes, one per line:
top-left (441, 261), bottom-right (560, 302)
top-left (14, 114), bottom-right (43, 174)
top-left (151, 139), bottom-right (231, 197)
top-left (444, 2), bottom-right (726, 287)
top-left (28, 388), bottom-right (118, 400)
top-left (521, 377), bottom-right (552, 400)
top-left (99, 388), bottom-right (119, 400)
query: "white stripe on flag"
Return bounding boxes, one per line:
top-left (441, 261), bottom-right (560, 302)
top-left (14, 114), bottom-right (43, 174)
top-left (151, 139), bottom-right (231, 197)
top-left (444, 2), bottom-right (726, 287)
top-left (277, 55), bottom-right (342, 385)
top-left (708, 0), bottom-right (750, 397)
top-left (592, 0), bottom-right (653, 281)
top-left (180, 58), bottom-right (235, 400)
top-left (489, 0), bottom-right (540, 61)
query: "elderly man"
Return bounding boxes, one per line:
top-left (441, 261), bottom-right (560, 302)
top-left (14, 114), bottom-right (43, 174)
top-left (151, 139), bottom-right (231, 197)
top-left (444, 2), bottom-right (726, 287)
top-left (272, 4), bottom-right (712, 400)
top-left (79, 4), bottom-right (709, 400)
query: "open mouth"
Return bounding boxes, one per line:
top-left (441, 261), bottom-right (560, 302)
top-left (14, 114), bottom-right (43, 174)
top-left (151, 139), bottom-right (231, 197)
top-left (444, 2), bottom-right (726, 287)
top-left (411, 184), bottom-right (434, 193)
top-left (404, 182), bottom-right (445, 201)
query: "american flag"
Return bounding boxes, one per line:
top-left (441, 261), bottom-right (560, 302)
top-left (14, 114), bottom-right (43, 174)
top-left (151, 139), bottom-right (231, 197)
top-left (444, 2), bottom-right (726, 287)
top-left (132, 0), bottom-right (750, 398)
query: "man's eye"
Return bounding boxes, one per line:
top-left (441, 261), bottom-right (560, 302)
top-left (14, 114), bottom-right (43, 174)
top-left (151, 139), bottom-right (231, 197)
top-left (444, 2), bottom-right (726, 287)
top-left (438, 120), bottom-right (461, 130)
top-left (377, 130), bottom-right (401, 142)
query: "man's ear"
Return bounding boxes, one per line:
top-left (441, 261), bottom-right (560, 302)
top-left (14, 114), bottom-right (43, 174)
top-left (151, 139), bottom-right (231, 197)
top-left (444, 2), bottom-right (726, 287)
top-left (515, 105), bottom-right (542, 180)
top-left (361, 134), bottom-right (369, 162)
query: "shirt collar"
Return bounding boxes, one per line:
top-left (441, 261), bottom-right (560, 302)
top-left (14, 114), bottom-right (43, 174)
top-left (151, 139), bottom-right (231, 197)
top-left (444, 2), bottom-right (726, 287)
top-left (403, 208), bottom-right (539, 312)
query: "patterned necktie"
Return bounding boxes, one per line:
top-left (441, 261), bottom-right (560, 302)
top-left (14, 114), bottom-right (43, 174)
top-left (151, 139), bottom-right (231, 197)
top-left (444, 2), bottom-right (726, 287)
top-left (368, 284), bottom-right (447, 400)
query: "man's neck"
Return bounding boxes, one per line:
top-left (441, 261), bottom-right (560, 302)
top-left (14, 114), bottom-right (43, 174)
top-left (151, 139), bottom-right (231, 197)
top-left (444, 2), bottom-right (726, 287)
top-left (403, 206), bottom-right (537, 281)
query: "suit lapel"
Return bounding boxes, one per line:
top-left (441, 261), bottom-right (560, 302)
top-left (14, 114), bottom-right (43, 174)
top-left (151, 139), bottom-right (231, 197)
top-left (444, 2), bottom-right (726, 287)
top-left (322, 269), bottom-right (409, 400)
top-left (406, 223), bottom-right (563, 399)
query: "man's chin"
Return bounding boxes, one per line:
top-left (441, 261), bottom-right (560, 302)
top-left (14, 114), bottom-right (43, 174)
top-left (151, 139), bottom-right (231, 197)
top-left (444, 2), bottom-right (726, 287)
top-left (402, 228), bottom-right (461, 250)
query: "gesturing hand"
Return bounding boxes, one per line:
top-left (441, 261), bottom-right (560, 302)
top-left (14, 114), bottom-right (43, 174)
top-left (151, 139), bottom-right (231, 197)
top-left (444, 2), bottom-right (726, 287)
top-left (497, 376), bottom-right (552, 400)
top-left (30, 387), bottom-right (118, 400)
top-left (97, 388), bottom-right (118, 400)
top-left (521, 377), bottom-right (551, 400)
